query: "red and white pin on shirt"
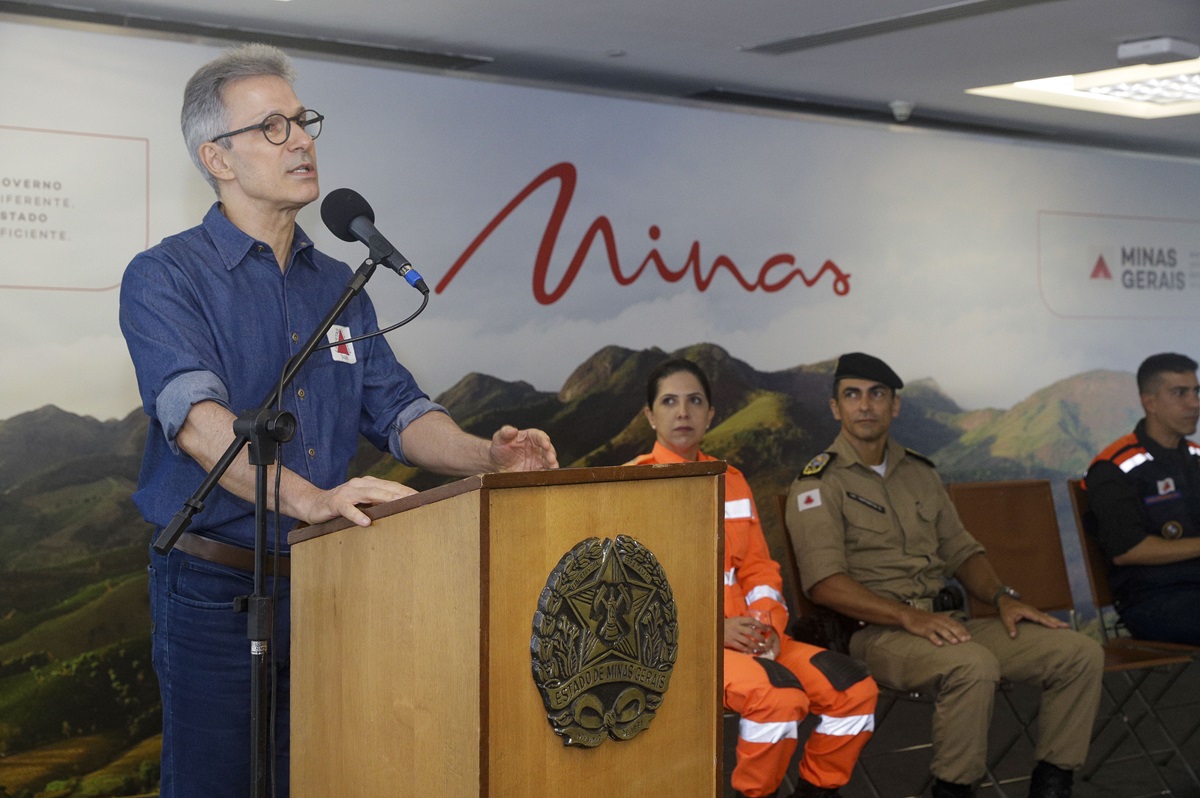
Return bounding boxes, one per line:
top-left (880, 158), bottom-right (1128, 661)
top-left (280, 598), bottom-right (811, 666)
top-left (326, 324), bottom-right (357, 364)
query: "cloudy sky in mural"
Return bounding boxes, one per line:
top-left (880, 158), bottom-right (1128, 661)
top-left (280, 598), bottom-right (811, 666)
top-left (3, 21), bottom-right (1198, 423)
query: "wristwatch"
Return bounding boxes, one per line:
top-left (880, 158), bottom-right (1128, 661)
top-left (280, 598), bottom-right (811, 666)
top-left (991, 585), bottom-right (1021, 609)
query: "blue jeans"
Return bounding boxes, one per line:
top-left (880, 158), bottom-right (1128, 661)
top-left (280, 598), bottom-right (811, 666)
top-left (1118, 587), bottom-right (1200, 646)
top-left (150, 547), bottom-right (291, 798)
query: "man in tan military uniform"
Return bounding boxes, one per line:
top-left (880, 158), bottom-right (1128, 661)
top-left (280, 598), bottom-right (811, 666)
top-left (787, 353), bottom-right (1103, 798)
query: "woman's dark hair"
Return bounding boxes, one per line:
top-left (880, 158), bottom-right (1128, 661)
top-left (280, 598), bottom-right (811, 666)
top-left (645, 358), bottom-right (712, 408)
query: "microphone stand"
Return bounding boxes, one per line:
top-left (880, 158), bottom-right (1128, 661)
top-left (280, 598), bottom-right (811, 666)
top-left (153, 255), bottom-right (384, 798)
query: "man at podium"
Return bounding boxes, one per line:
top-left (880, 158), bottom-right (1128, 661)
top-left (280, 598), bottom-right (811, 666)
top-left (119, 43), bottom-right (558, 798)
top-left (628, 359), bottom-right (878, 798)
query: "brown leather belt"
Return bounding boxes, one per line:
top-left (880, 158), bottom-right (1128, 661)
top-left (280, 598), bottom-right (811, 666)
top-left (175, 531), bottom-right (291, 578)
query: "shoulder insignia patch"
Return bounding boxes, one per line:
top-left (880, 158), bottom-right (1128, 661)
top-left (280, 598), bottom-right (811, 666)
top-left (904, 448), bottom-right (936, 469)
top-left (801, 452), bottom-right (835, 477)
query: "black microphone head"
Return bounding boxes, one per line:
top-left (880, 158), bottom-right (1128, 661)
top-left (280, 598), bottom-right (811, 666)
top-left (321, 188), bottom-right (375, 242)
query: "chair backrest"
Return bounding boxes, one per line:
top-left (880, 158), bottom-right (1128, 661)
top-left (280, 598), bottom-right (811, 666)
top-left (1066, 478), bottom-right (1114, 610)
top-left (774, 493), bottom-right (820, 619)
top-left (945, 479), bottom-right (1075, 617)
top-left (775, 493), bottom-right (865, 653)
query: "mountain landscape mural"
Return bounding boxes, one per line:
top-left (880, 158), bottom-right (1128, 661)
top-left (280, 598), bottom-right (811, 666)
top-left (0, 342), bottom-right (1143, 797)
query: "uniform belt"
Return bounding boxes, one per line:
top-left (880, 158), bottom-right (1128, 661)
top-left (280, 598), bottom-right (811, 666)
top-left (174, 531), bottom-right (291, 578)
top-left (904, 597), bottom-right (936, 612)
top-left (904, 586), bottom-right (965, 614)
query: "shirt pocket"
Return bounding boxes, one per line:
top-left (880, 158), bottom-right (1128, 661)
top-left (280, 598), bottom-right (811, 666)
top-left (843, 498), bottom-right (894, 555)
top-left (901, 500), bottom-right (940, 557)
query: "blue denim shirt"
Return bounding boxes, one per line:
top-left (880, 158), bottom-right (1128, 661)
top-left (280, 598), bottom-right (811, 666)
top-left (119, 203), bottom-right (443, 549)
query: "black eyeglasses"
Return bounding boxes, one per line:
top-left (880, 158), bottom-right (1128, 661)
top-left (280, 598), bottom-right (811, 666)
top-left (210, 109), bottom-right (324, 145)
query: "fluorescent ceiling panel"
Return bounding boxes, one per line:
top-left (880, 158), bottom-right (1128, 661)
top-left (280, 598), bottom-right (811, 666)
top-left (968, 58), bottom-right (1200, 118)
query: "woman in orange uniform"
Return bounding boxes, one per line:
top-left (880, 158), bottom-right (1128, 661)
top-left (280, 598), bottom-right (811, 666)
top-left (629, 359), bottom-right (877, 798)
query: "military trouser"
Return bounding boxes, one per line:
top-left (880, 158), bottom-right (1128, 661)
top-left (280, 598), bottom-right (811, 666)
top-left (849, 616), bottom-right (1103, 785)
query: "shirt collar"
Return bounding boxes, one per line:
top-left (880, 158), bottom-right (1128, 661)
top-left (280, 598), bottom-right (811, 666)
top-left (650, 440), bottom-right (714, 464)
top-left (830, 430), bottom-right (905, 476)
top-left (202, 202), bottom-right (316, 272)
top-left (1134, 417), bottom-right (1195, 458)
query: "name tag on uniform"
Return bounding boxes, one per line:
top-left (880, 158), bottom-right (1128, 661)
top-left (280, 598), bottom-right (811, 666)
top-left (847, 492), bottom-right (886, 513)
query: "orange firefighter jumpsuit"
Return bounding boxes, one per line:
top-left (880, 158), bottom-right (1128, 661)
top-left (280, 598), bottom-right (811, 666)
top-left (631, 443), bottom-right (877, 797)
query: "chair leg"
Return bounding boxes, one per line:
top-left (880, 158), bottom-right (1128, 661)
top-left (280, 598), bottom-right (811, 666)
top-left (977, 685), bottom-right (1043, 798)
top-left (856, 690), bottom-right (935, 798)
top-left (855, 691), bottom-right (895, 798)
top-left (1117, 669), bottom-right (1200, 790)
top-left (1084, 667), bottom-right (1200, 795)
top-left (1135, 660), bottom-right (1200, 770)
top-left (857, 684), bottom-right (1041, 798)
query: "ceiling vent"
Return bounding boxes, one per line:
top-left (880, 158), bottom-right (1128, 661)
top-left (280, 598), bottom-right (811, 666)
top-left (744, 0), bottom-right (1065, 55)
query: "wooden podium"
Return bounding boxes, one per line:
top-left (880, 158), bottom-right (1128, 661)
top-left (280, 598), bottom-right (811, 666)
top-left (288, 462), bottom-right (724, 797)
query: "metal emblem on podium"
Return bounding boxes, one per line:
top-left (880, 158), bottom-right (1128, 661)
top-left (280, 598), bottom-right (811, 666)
top-left (530, 534), bottom-right (678, 747)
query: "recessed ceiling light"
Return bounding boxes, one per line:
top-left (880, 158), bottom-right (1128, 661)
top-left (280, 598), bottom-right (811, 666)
top-left (967, 57), bottom-right (1200, 118)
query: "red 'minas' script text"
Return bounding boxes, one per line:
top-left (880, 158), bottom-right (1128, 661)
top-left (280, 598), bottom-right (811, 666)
top-left (435, 162), bottom-right (851, 305)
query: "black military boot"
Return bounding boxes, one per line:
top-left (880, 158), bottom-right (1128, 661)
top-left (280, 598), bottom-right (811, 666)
top-left (931, 778), bottom-right (975, 798)
top-left (789, 776), bottom-right (842, 798)
top-left (1028, 760), bottom-right (1073, 798)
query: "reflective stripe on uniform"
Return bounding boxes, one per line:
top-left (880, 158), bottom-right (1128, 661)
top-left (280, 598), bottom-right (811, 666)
top-left (738, 717), bottom-right (799, 744)
top-left (814, 713), bottom-right (876, 737)
top-left (745, 584), bottom-right (786, 607)
top-left (725, 498), bottom-right (753, 519)
top-left (725, 568), bottom-right (738, 586)
top-left (1118, 451), bottom-right (1153, 473)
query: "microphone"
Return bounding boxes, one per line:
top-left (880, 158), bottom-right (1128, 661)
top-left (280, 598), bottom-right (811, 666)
top-left (320, 188), bottom-right (429, 295)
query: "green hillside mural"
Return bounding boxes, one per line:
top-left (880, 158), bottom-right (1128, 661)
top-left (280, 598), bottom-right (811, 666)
top-left (0, 343), bottom-right (1142, 797)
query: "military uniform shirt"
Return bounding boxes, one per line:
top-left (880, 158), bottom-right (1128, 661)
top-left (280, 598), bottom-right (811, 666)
top-left (787, 432), bottom-right (983, 603)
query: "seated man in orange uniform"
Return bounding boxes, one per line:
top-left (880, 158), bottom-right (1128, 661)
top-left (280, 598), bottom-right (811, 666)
top-left (629, 358), bottom-right (878, 798)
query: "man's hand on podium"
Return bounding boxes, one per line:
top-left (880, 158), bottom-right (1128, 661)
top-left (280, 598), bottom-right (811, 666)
top-left (298, 475), bottom-right (417, 528)
top-left (490, 425), bottom-right (559, 472)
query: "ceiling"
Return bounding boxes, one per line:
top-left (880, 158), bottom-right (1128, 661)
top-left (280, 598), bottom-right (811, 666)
top-left (4, 0), bottom-right (1200, 158)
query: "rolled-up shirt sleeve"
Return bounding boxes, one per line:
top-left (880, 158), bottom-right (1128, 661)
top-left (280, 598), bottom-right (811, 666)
top-left (387, 399), bottom-right (448, 466)
top-left (349, 291), bottom-right (449, 467)
top-left (120, 245), bottom-right (234, 451)
top-left (156, 370), bottom-right (230, 454)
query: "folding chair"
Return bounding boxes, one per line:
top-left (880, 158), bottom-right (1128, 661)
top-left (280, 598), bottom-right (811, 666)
top-left (948, 479), bottom-right (1200, 797)
top-left (1065, 479), bottom-right (1200, 650)
top-left (1066, 479), bottom-right (1200, 788)
top-left (774, 496), bottom-right (1007, 798)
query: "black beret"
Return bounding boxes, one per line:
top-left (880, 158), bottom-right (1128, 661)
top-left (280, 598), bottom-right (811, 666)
top-left (833, 352), bottom-right (904, 390)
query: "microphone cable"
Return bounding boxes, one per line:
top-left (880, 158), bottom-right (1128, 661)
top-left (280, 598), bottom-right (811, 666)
top-left (314, 287), bottom-right (429, 351)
